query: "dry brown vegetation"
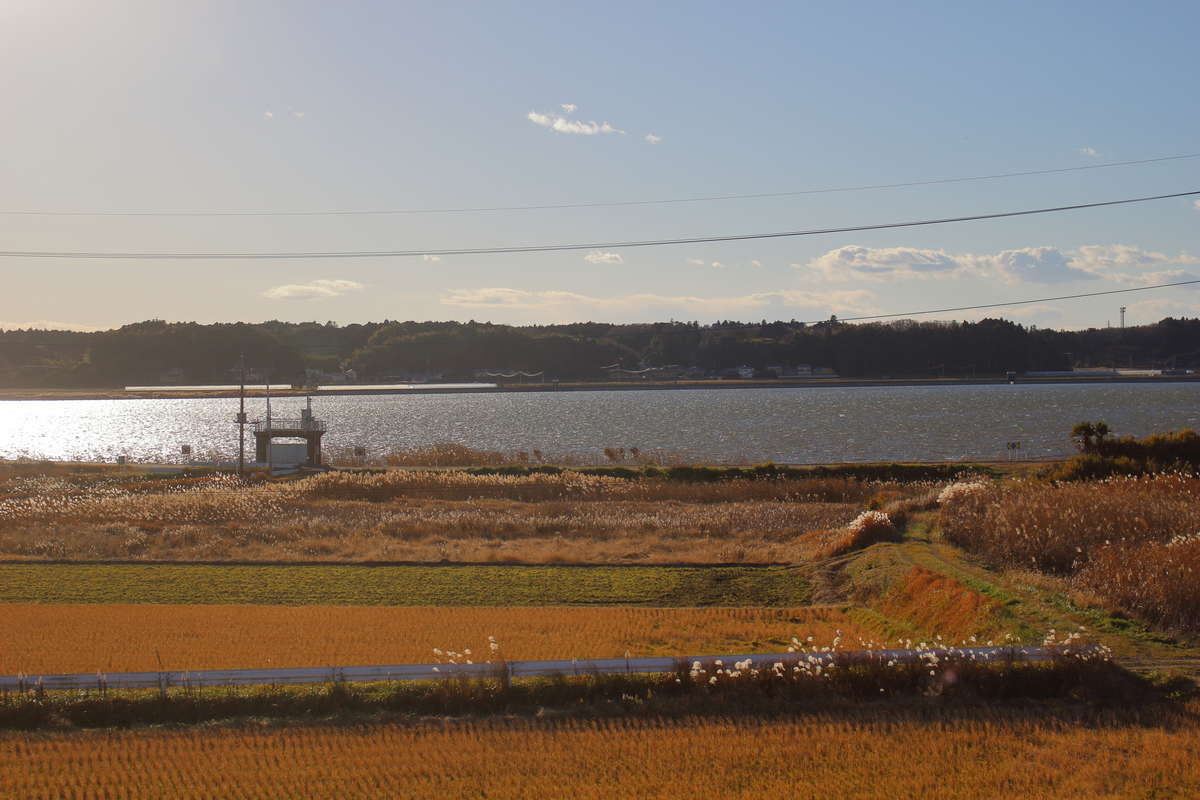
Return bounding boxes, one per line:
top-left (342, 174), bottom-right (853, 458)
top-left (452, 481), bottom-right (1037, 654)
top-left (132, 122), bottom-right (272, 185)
top-left (4, 708), bottom-right (1198, 799)
top-left (0, 471), bottom-right (926, 563)
top-left (0, 605), bottom-right (863, 674)
top-left (327, 441), bottom-right (694, 467)
top-left (939, 475), bottom-right (1200, 633)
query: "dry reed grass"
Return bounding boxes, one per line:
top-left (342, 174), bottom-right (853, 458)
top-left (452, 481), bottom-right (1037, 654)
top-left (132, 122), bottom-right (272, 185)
top-left (4, 708), bottom-right (1197, 798)
top-left (282, 469), bottom-right (885, 503)
top-left (325, 441), bottom-right (699, 468)
top-left (939, 475), bottom-right (1200, 633)
top-left (0, 605), bottom-right (863, 674)
top-left (0, 471), bottom-right (928, 563)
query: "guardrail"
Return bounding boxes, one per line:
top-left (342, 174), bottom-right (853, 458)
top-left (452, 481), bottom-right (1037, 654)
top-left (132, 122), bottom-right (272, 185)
top-left (0, 646), bottom-right (1082, 693)
top-left (253, 419), bottom-right (326, 433)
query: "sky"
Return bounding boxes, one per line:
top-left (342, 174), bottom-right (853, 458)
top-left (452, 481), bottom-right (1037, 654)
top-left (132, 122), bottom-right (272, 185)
top-left (1, 0), bottom-right (1198, 331)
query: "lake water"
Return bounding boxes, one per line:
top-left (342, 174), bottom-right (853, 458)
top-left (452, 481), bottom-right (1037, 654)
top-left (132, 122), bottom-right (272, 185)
top-left (1, 383), bottom-right (1198, 465)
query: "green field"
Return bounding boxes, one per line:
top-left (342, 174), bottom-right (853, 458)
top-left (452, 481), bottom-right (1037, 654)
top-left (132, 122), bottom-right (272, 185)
top-left (0, 563), bottom-right (811, 606)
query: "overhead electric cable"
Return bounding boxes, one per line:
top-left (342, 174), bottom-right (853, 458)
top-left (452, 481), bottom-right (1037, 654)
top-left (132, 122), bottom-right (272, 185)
top-left (1, 189), bottom-right (1196, 260)
top-left (801, 278), bottom-right (1200, 325)
top-left (2, 152), bottom-right (1199, 217)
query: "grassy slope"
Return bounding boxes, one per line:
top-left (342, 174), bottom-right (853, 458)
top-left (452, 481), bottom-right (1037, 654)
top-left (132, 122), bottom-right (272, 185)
top-left (0, 563), bottom-right (810, 606)
top-left (829, 514), bottom-right (1200, 677)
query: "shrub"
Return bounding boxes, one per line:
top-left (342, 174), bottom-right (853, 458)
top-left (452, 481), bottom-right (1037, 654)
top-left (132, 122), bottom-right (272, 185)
top-left (815, 510), bottom-right (900, 558)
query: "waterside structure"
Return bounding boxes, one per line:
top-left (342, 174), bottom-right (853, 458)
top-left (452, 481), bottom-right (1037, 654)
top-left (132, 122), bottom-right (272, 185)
top-left (252, 397), bottom-right (326, 467)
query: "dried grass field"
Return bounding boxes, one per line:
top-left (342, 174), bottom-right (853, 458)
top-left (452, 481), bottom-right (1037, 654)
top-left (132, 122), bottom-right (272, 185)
top-left (938, 475), bottom-right (1200, 632)
top-left (0, 605), bottom-right (861, 674)
top-left (4, 709), bottom-right (1198, 799)
top-left (0, 469), bottom-right (919, 563)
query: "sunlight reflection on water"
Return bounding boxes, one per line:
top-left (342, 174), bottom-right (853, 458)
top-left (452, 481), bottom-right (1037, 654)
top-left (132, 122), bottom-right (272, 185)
top-left (1, 383), bottom-right (1197, 464)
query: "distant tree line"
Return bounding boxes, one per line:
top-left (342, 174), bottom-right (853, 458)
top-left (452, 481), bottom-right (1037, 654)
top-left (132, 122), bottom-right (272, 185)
top-left (3, 316), bottom-right (1200, 387)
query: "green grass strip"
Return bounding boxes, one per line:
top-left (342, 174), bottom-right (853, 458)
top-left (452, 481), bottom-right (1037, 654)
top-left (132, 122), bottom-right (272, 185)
top-left (0, 564), bottom-right (810, 606)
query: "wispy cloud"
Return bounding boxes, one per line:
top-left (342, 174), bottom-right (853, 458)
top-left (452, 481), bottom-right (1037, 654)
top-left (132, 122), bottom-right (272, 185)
top-left (561, 103), bottom-right (577, 114)
top-left (0, 320), bottom-right (108, 332)
top-left (686, 258), bottom-right (706, 266)
top-left (800, 243), bottom-right (1198, 284)
top-left (263, 111), bottom-right (274, 119)
top-left (441, 287), bottom-right (877, 315)
top-left (1126, 297), bottom-right (1200, 319)
top-left (527, 108), bottom-right (625, 135)
top-left (644, 133), bottom-right (662, 144)
top-left (750, 259), bottom-right (763, 267)
top-left (1079, 146), bottom-right (1100, 158)
top-left (422, 255), bottom-right (442, 263)
top-left (583, 251), bottom-right (624, 265)
top-left (262, 279), bottom-right (365, 300)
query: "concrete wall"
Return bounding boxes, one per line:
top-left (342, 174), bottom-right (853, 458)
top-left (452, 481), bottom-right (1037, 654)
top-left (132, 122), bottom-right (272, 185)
top-left (269, 442), bottom-right (309, 466)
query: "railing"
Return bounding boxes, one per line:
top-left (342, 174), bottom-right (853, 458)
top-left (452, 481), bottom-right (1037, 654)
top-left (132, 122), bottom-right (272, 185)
top-left (253, 418), bottom-right (326, 433)
top-left (0, 646), bottom-right (1086, 692)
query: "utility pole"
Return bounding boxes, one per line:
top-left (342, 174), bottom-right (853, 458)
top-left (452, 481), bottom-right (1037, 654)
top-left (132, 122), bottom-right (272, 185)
top-left (236, 353), bottom-right (247, 477)
top-left (265, 378), bottom-right (273, 477)
top-left (1120, 306), bottom-right (1126, 329)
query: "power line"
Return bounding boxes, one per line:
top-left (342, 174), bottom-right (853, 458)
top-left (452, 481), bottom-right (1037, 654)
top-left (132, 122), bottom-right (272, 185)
top-left (2, 152), bottom-right (1198, 218)
top-left (1, 189), bottom-right (1195, 260)
top-left (807, 278), bottom-right (1200, 325)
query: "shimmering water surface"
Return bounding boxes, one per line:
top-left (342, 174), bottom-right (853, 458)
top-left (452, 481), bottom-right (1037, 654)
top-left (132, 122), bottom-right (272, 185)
top-left (1, 383), bottom-right (1198, 464)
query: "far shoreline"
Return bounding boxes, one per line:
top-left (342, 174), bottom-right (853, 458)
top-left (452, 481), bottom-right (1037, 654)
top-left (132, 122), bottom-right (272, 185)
top-left (2, 373), bottom-right (1200, 401)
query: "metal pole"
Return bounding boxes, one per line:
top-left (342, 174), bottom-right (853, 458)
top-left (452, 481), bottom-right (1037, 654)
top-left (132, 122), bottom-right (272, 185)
top-left (265, 379), bottom-right (272, 476)
top-left (237, 353), bottom-right (246, 476)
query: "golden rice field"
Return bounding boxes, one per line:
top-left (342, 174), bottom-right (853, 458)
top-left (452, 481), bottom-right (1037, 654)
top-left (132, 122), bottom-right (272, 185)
top-left (0, 470), bottom-right (919, 563)
top-left (0, 605), bottom-right (864, 674)
top-left (4, 710), bottom-right (1197, 799)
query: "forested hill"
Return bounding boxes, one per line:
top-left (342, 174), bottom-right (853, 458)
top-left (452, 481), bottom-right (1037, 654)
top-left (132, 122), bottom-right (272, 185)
top-left (3, 317), bottom-right (1200, 388)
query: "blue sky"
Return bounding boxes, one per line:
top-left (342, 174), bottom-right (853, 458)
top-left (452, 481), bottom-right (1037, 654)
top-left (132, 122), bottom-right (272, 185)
top-left (1, 0), bottom-right (1198, 330)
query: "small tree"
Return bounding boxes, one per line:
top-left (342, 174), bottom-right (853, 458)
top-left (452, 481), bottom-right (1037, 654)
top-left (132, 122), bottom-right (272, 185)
top-left (1071, 421), bottom-right (1110, 453)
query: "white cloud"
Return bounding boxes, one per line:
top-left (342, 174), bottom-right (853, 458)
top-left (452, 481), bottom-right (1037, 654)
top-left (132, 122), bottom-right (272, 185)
top-left (644, 133), bottom-right (662, 144)
top-left (263, 110), bottom-right (274, 119)
top-left (0, 320), bottom-right (108, 332)
top-left (292, 111), bottom-right (305, 119)
top-left (750, 260), bottom-right (763, 267)
top-left (974, 247), bottom-right (1096, 284)
top-left (805, 246), bottom-right (970, 282)
top-left (441, 287), bottom-right (877, 315)
top-left (710, 262), bottom-right (725, 269)
top-left (262, 279), bottom-right (365, 300)
top-left (1071, 244), bottom-right (1198, 276)
top-left (1109, 269), bottom-right (1200, 286)
top-left (1194, 199), bottom-right (1200, 211)
top-left (422, 255), bottom-right (442, 263)
top-left (801, 243), bottom-right (1199, 284)
top-left (527, 109), bottom-right (625, 135)
top-left (583, 251), bottom-right (624, 265)
top-left (686, 258), bottom-right (706, 266)
top-left (561, 103), bottom-right (577, 114)
top-left (1079, 146), bottom-right (1100, 158)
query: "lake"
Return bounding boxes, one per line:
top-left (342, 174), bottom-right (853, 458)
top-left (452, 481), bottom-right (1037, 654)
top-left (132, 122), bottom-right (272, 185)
top-left (1, 383), bottom-right (1198, 464)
